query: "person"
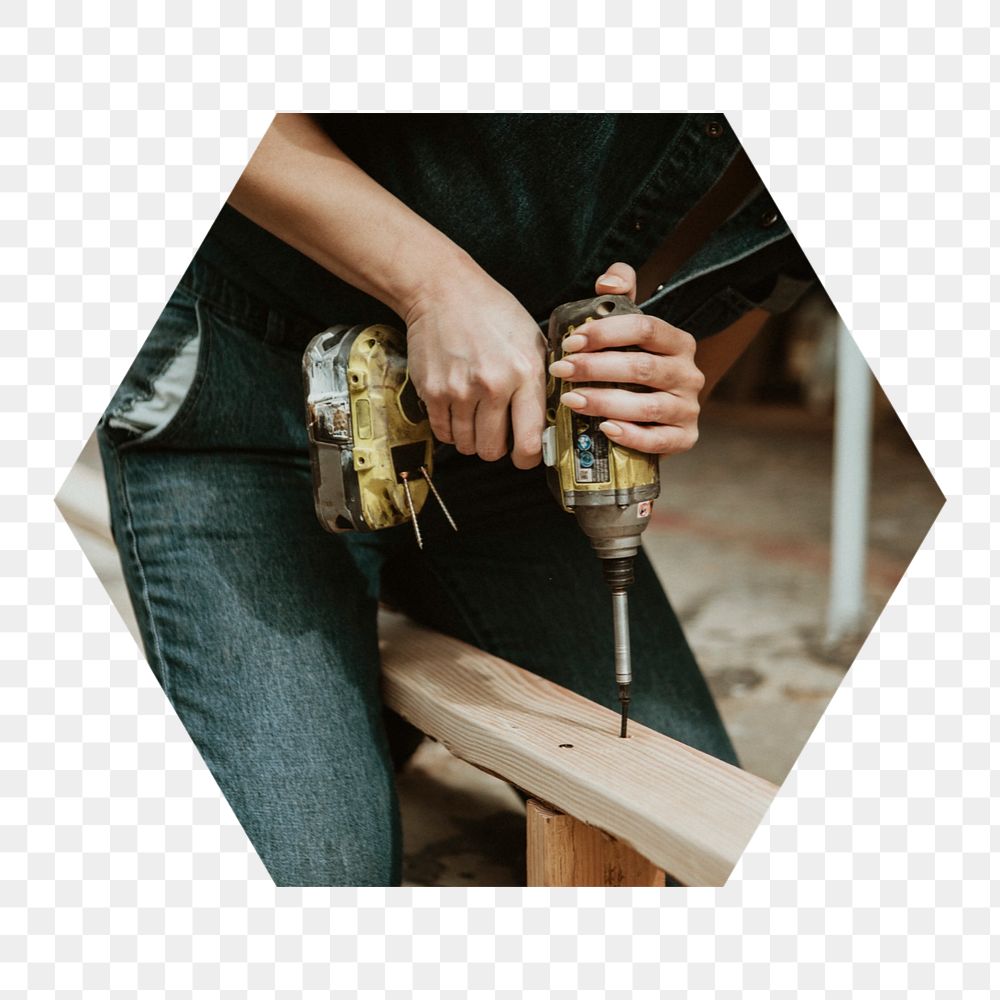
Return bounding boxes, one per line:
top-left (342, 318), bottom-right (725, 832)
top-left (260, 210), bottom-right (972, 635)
top-left (98, 114), bottom-right (814, 886)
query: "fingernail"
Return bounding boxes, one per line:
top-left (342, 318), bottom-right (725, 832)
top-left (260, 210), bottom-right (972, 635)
top-left (561, 333), bottom-right (587, 353)
top-left (549, 359), bottom-right (574, 377)
top-left (560, 391), bottom-right (587, 408)
top-left (598, 274), bottom-right (626, 290)
top-left (600, 421), bottom-right (623, 437)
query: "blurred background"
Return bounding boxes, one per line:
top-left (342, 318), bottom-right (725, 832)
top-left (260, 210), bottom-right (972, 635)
top-left (58, 288), bottom-right (943, 886)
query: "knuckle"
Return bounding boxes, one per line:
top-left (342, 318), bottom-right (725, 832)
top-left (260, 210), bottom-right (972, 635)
top-left (640, 396), bottom-right (663, 422)
top-left (638, 317), bottom-right (658, 346)
top-left (510, 354), bottom-right (540, 381)
top-left (656, 430), bottom-right (681, 455)
top-left (677, 396), bottom-right (700, 422)
top-left (447, 379), bottom-right (472, 403)
top-left (422, 383), bottom-right (446, 404)
top-left (632, 353), bottom-right (657, 382)
top-left (472, 370), bottom-right (510, 401)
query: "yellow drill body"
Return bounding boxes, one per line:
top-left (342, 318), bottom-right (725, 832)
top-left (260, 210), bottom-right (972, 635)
top-left (303, 294), bottom-right (660, 736)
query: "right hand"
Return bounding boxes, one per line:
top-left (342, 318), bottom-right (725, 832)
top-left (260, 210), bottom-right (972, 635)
top-left (403, 259), bottom-right (546, 469)
top-left (229, 117), bottom-right (545, 468)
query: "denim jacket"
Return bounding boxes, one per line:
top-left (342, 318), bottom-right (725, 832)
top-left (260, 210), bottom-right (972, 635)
top-left (198, 113), bottom-right (813, 345)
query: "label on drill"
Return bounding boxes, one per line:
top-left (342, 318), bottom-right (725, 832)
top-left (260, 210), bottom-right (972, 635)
top-left (572, 414), bottom-right (610, 484)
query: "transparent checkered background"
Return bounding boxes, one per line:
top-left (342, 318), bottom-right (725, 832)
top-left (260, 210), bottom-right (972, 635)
top-left (2, 1), bottom-right (996, 994)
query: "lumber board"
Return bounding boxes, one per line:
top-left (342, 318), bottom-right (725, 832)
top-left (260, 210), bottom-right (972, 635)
top-left (526, 799), bottom-right (666, 887)
top-left (379, 612), bottom-right (778, 886)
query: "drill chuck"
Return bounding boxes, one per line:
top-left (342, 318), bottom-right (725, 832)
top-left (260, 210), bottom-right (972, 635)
top-left (602, 555), bottom-right (636, 593)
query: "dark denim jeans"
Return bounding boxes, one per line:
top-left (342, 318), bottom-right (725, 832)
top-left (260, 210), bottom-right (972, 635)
top-left (98, 259), bottom-right (737, 887)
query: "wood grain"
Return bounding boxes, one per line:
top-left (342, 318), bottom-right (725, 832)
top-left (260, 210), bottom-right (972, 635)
top-left (526, 799), bottom-right (666, 887)
top-left (379, 612), bottom-right (777, 886)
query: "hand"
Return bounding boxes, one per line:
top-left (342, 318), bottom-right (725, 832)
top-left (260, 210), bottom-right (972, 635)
top-left (230, 116), bottom-right (544, 469)
top-left (547, 262), bottom-right (705, 455)
top-left (403, 258), bottom-right (546, 469)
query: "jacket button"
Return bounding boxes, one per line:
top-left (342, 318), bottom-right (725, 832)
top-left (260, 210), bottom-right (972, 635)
top-left (705, 120), bottom-right (724, 138)
top-left (760, 209), bottom-right (779, 228)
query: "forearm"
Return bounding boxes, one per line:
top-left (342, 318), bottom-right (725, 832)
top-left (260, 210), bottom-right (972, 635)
top-left (228, 114), bottom-right (473, 319)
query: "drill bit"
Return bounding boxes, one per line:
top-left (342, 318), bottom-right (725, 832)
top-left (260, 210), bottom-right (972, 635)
top-left (618, 684), bottom-right (631, 739)
top-left (611, 589), bottom-right (632, 738)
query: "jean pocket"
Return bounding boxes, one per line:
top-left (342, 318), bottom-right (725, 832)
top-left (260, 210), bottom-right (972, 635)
top-left (100, 288), bottom-right (208, 451)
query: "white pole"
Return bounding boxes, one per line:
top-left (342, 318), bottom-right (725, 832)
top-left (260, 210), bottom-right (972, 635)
top-left (826, 321), bottom-right (873, 644)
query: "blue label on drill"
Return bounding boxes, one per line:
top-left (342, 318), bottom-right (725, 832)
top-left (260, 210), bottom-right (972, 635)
top-left (573, 414), bottom-right (610, 484)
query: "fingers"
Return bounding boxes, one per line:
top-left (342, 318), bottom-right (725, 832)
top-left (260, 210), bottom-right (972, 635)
top-left (423, 375), bottom-right (539, 464)
top-left (474, 398), bottom-right (510, 462)
top-left (559, 313), bottom-right (696, 358)
top-left (549, 351), bottom-right (704, 394)
top-left (424, 401), bottom-right (453, 445)
top-left (595, 262), bottom-right (637, 303)
top-left (509, 380), bottom-right (545, 469)
top-left (597, 419), bottom-right (699, 456)
top-left (560, 386), bottom-right (699, 427)
top-left (449, 400), bottom-right (477, 455)
top-left (549, 279), bottom-right (702, 458)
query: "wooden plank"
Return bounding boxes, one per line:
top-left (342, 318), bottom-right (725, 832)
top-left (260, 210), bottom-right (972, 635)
top-left (379, 612), bottom-right (777, 886)
top-left (526, 799), bottom-right (666, 887)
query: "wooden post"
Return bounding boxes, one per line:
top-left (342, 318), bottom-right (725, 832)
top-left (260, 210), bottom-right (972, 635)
top-left (526, 800), bottom-right (667, 887)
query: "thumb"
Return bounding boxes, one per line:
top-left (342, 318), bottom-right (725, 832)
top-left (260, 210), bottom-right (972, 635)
top-left (595, 262), bottom-right (637, 303)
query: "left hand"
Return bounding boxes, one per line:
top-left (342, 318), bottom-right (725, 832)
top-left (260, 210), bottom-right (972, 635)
top-left (547, 262), bottom-right (705, 455)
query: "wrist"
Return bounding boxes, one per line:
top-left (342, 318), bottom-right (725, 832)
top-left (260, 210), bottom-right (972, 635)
top-left (398, 247), bottom-right (485, 326)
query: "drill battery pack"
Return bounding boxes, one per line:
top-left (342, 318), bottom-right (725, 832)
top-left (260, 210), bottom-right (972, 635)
top-left (303, 324), bottom-right (433, 534)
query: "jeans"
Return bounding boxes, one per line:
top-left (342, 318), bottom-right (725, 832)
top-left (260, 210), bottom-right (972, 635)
top-left (98, 258), bottom-right (738, 887)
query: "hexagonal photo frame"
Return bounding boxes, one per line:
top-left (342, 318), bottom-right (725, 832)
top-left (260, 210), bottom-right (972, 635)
top-left (56, 113), bottom-right (943, 887)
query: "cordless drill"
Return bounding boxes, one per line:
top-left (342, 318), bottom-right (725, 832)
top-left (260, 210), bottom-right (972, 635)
top-left (540, 294), bottom-right (660, 738)
top-left (303, 294), bottom-right (659, 738)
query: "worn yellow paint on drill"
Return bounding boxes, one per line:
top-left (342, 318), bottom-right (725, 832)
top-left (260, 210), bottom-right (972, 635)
top-left (347, 325), bottom-right (433, 530)
top-left (546, 305), bottom-right (659, 510)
